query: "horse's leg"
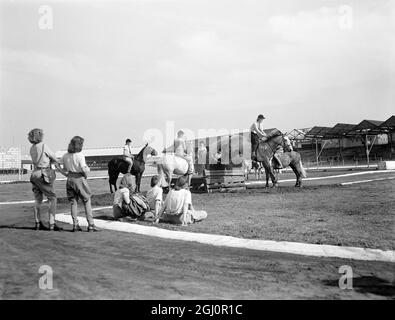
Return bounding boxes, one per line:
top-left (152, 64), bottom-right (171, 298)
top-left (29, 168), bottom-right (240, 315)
top-left (264, 167), bottom-right (270, 187)
top-left (167, 172), bottom-right (173, 188)
top-left (293, 161), bottom-right (303, 187)
top-left (187, 174), bottom-right (192, 188)
top-left (269, 166), bottom-right (277, 187)
top-left (109, 171), bottom-right (119, 193)
top-left (135, 173), bottom-right (141, 193)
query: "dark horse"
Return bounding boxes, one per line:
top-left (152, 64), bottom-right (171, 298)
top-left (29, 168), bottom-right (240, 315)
top-left (108, 144), bottom-right (157, 193)
top-left (256, 129), bottom-right (307, 187)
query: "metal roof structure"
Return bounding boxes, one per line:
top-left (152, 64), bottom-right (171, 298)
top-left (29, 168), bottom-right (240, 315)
top-left (322, 123), bottom-right (356, 139)
top-left (286, 128), bottom-right (312, 141)
top-left (305, 126), bottom-right (332, 139)
top-left (379, 115), bottom-right (395, 129)
top-left (347, 120), bottom-right (384, 135)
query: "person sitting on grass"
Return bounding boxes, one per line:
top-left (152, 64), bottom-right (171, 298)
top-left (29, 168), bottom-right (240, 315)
top-left (112, 174), bottom-right (135, 221)
top-left (155, 176), bottom-right (207, 226)
top-left (145, 175), bottom-right (163, 220)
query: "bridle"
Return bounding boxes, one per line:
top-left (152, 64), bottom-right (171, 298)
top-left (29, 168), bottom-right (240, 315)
top-left (259, 132), bottom-right (286, 155)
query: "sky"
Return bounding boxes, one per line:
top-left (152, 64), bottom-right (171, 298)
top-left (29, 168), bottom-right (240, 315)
top-left (0, 0), bottom-right (394, 154)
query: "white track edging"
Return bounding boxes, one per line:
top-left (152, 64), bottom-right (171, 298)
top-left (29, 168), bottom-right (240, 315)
top-left (245, 169), bottom-right (395, 185)
top-left (55, 213), bottom-right (395, 263)
top-left (341, 176), bottom-right (395, 186)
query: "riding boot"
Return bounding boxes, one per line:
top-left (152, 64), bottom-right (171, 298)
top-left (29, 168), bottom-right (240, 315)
top-left (276, 158), bottom-right (283, 169)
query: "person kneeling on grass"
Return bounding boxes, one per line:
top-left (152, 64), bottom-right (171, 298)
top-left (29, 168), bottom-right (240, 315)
top-left (145, 175), bottom-right (163, 220)
top-left (62, 136), bottom-right (100, 232)
top-left (155, 176), bottom-right (207, 226)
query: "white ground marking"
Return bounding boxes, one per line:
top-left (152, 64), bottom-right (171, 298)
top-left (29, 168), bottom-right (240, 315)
top-left (0, 200), bottom-right (41, 205)
top-left (245, 169), bottom-right (395, 185)
top-left (340, 176), bottom-right (395, 186)
top-left (55, 212), bottom-right (395, 263)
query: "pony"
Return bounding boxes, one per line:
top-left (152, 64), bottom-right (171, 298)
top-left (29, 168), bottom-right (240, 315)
top-left (108, 143), bottom-right (157, 193)
top-left (256, 129), bottom-right (307, 187)
top-left (157, 154), bottom-right (193, 189)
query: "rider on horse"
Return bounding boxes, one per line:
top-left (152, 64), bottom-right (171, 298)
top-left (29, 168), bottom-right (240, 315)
top-left (174, 130), bottom-right (193, 174)
top-left (250, 114), bottom-right (283, 169)
top-left (123, 138), bottom-right (134, 173)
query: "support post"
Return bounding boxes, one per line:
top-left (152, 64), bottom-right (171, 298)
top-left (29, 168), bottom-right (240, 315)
top-left (365, 134), bottom-right (370, 168)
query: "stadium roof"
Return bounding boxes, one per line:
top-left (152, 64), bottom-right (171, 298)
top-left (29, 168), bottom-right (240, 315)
top-left (347, 119), bottom-right (384, 135)
top-left (379, 115), bottom-right (395, 129)
top-left (305, 126), bottom-right (332, 139)
top-left (323, 123), bottom-right (356, 139)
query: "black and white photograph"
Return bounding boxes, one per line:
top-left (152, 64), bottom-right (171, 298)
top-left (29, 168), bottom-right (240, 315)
top-left (0, 0), bottom-right (394, 307)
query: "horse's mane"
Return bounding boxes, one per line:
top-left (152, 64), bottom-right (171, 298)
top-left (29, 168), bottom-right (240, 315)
top-left (265, 129), bottom-right (283, 141)
top-left (136, 144), bottom-right (148, 159)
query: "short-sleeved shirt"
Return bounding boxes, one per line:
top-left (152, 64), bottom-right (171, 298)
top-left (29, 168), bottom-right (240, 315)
top-left (30, 142), bottom-right (57, 169)
top-left (163, 189), bottom-right (192, 215)
top-left (113, 187), bottom-right (131, 207)
top-left (62, 152), bottom-right (90, 173)
top-left (123, 145), bottom-right (133, 158)
top-left (250, 121), bottom-right (266, 137)
top-left (174, 138), bottom-right (186, 156)
top-left (146, 185), bottom-right (163, 209)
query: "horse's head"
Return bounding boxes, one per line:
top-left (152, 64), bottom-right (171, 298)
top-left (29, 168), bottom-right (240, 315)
top-left (143, 143), bottom-right (158, 157)
top-left (257, 129), bottom-right (285, 158)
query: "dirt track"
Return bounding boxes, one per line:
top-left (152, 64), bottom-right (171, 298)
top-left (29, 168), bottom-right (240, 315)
top-left (0, 221), bottom-right (394, 299)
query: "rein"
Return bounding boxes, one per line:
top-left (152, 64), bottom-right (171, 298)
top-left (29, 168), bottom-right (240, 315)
top-left (260, 132), bottom-right (285, 155)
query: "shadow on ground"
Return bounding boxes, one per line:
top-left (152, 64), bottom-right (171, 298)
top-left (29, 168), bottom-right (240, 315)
top-left (323, 276), bottom-right (395, 297)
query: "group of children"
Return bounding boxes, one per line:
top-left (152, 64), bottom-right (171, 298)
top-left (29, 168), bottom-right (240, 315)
top-left (28, 128), bottom-right (207, 232)
top-left (112, 174), bottom-right (207, 226)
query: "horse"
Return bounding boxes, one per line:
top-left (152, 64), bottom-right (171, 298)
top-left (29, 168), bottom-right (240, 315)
top-left (256, 129), bottom-right (307, 187)
top-left (108, 144), bottom-right (157, 193)
top-left (157, 154), bottom-right (193, 190)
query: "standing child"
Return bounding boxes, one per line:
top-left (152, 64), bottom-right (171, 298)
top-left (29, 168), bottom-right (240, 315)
top-left (62, 136), bottom-right (100, 232)
top-left (146, 175), bottom-right (163, 220)
top-left (28, 128), bottom-right (68, 231)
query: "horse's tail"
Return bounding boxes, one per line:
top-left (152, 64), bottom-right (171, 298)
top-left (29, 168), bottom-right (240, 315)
top-left (299, 159), bottom-right (307, 178)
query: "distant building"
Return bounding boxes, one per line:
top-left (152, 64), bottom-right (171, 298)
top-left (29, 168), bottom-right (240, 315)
top-left (0, 147), bottom-right (21, 169)
top-left (55, 146), bottom-right (143, 170)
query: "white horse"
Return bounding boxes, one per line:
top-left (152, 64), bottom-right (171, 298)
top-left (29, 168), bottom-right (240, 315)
top-left (157, 154), bottom-right (193, 188)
